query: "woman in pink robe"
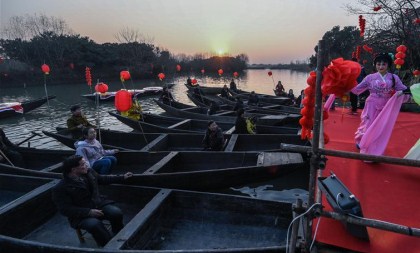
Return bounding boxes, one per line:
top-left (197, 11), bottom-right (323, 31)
top-left (351, 53), bottom-right (408, 148)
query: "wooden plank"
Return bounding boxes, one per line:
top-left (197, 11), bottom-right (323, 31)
top-left (41, 162), bottom-right (63, 173)
top-left (224, 126), bottom-right (236, 135)
top-left (142, 152), bottom-right (178, 175)
top-left (104, 189), bottom-right (172, 250)
top-left (257, 152), bottom-right (303, 166)
top-left (213, 111), bottom-right (233, 116)
top-left (168, 119), bottom-right (191, 129)
top-left (140, 134), bottom-right (168, 151)
top-left (224, 134), bottom-right (238, 152)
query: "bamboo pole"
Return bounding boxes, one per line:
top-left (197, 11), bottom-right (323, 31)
top-left (280, 143), bottom-right (420, 168)
top-left (305, 39), bottom-right (326, 247)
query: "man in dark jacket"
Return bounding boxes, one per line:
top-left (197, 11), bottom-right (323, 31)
top-left (52, 155), bottom-right (132, 247)
top-left (202, 121), bottom-right (225, 151)
top-left (235, 109), bottom-right (248, 134)
top-left (67, 105), bottom-right (95, 131)
top-left (0, 128), bottom-right (24, 167)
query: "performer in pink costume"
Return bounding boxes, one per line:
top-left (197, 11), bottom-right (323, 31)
top-left (351, 53), bottom-right (409, 149)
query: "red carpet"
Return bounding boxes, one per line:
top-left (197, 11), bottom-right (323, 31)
top-left (315, 109), bottom-right (420, 253)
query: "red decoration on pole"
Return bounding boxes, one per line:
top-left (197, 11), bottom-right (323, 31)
top-left (414, 18), bottom-right (420, 24)
top-left (95, 82), bottom-right (109, 93)
top-left (158, 73), bottom-right (165, 80)
top-left (233, 72), bottom-right (239, 77)
top-left (85, 67), bottom-right (92, 86)
top-left (362, 44), bottom-right (373, 54)
top-left (321, 58), bottom-right (361, 97)
top-left (394, 45), bottom-right (407, 69)
top-left (176, 64), bottom-right (181, 72)
top-left (192, 78), bottom-right (198, 84)
top-left (115, 90), bottom-right (133, 112)
top-left (41, 64), bottom-right (50, 75)
top-left (359, 15), bottom-right (366, 37)
top-left (120, 70), bottom-right (131, 81)
top-left (218, 69), bottom-right (224, 76)
top-left (267, 71), bottom-right (272, 76)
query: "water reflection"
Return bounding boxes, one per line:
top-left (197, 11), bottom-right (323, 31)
top-left (0, 69), bottom-right (308, 149)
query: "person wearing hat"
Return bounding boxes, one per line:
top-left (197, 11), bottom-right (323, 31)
top-left (351, 53), bottom-right (410, 149)
top-left (67, 105), bottom-right (95, 131)
top-left (52, 155), bottom-right (133, 247)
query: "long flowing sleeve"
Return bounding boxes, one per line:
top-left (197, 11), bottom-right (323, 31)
top-left (351, 75), bottom-right (371, 95)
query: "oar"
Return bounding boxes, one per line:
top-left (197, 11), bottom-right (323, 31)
top-left (16, 131), bottom-right (42, 146)
top-left (0, 149), bottom-right (14, 167)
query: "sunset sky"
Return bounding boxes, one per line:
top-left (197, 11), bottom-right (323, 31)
top-left (0, 0), bottom-right (357, 64)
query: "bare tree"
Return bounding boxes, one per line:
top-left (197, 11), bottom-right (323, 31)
top-left (114, 27), bottom-right (154, 44)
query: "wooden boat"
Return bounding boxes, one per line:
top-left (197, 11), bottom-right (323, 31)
top-left (187, 90), bottom-right (300, 115)
top-left (82, 84), bottom-right (175, 102)
top-left (0, 173), bottom-right (300, 252)
top-left (184, 83), bottom-right (223, 94)
top-left (154, 99), bottom-right (301, 126)
top-left (229, 89), bottom-right (292, 105)
top-left (0, 146), bottom-right (307, 190)
top-left (0, 96), bottom-right (56, 119)
top-left (43, 128), bottom-right (309, 152)
top-left (109, 111), bottom-right (300, 135)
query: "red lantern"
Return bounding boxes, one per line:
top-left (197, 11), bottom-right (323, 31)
top-left (201, 69), bottom-right (205, 74)
top-left (69, 63), bottom-right (74, 69)
top-left (306, 71), bottom-right (316, 87)
top-left (414, 18), bottom-right (420, 24)
top-left (95, 82), bottom-right (109, 93)
top-left (267, 71), bottom-right (272, 76)
top-left (41, 64), bottom-right (50, 75)
top-left (218, 69), bottom-right (223, 76)
top-left (115, 90), bottom-right (133, 112)
top-left (85, 67), bottom-right (92, 86)
top-left (395, 52), bottom-right (406, 59)
top-left (158, 73), bottom-right (165, 80)
top-left (176, 64), bottom-right (181, 72)
top-left (413, 70), bottom-right (420, 77)
top-left (373, 6), bottom-right (382, 11)
top-left (359, 15), bottom-right (366, 37)
top-left (120, 71), bottom-right (131, 81)
top-left (363, 60), bottom-right (368, 65)
top-left (192, 79), bottom-right (198, 84)
top-left (233, 72), bottom-right (239, 77)
top-left (396, 45), bottom-right (407, 53)
top-left (394, 58), bottom-right (404, 66)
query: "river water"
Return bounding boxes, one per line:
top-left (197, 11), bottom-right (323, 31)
top-left (0, 69), bottom-right (309, 199)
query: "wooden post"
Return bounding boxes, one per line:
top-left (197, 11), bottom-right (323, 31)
top-left (305, 39), bottom-right (326, 248)
top-left (289, 198), bottom-right (303, 253)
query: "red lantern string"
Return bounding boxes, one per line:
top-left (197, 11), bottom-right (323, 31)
top-left (85, 67), bottom-right (92, 86)
top-left (359, 15), bottom-right (366, 37)
top-left (356, 45), bottom-right (362, 60)
top-left (362, 44), bottom-right (373, 54)
top-left (394, 45), bottom-right (407, 69)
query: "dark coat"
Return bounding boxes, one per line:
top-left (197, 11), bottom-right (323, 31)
top-left (202, 127), bottom-right (224, 151)
top-left (221, 88), bottom-right (230, 98)
top-left (235, 117), bottom-right (248, 134)
top-left (67, 115), bottom-right (95, 131)
top-left (52, 169), bottom-right (124, 228)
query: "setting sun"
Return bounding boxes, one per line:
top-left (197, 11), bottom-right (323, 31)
top-left (217, 49), bottom-right (224, 56)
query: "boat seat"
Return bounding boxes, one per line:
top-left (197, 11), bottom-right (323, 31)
top-left (76, 220), bottom-right (112, 244)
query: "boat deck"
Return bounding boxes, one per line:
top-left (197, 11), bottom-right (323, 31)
top-left (316, 110), bottom-right (420, 253)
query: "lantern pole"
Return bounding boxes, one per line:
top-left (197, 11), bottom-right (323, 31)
top-left (43, 73), bottom-right (50, 108)
top-left (95, 79), bottom-right (102, 143)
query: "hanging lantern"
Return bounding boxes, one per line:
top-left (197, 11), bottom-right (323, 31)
top-left (267, 71), bottom-right (272, 76)
top-left (95, 82), bottom-right (108, 93)
top-left (218, 69), bottom-right (223, 76)
top-left (158, 73), bottom-right (165, 80)
top-left (201, 69), bottom-right (205, 74)
top-left (414, 18), bottom-right (420, 24)
top-left (192, 78), bottom-right (198, 84)
top-left (115, 89), bottom-right (133, 112)
top-left (396, 45), bottom-right (407, 53)
top-left (85, 67), bottom-right (92, 86)
top-left (176, 64), bottom-right (181, 72)
top-left (41, 64), bottom-right (50, 75)
top-left (120, 70), bottom-right (131, 82)
top-left (373, 6), bottom-right (382, 11)
top-left (359, 15), bottom-right (366, 37)
top-left (413, 70), bottom-right (420, 77)
top-left (233, 72), bottom-right (239, 78)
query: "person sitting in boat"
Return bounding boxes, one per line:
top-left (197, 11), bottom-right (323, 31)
top-left (202, 121), bottom-right (225, 151)
top-left (0, 128), bottom-right (24, 167)
top-left (246, 116), bottom-right (257, 134)
top-left (275, 81), bottom-right (286, 96)
top-left (187, 77), bottom-right (192, 85)
top-left (247, 91), bottom-right (259, 106)
top-left (220, 85), bottom-right (230, 98)
top-left (52, 155), bottom-right (133, 247)
top-left (296, 89), bottom-right (304, 108)
top-left (229, 79), bottom-right (238, 92)
top-left (121, 98), bottom-right (142, 121)
top-left (233, 97), bottom-right (244, 111)
top-left (67, 105), bottom-right (95, 131)
top-left (207, 101), bottom-right (220, 115)
top-left (75, 127), bottom-right (119, 175)
top-left (235, 109), bottom-right (255, 134)
top-left (159, 87), bottom-right (174, 104)
top-left (287, 89), bottom-right (296, 104)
